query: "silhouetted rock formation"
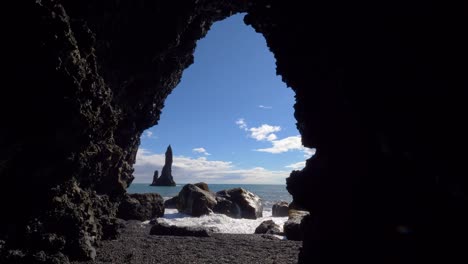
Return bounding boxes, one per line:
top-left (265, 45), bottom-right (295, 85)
top-left (152, 145), bottom-right (176, 186)
top-left (2, 1), bottom-right (467, 263)
top-left (149, 170), bottom-right (159, 186)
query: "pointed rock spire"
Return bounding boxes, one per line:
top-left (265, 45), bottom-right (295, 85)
top-left (151, 145), bottom-right (176, 186)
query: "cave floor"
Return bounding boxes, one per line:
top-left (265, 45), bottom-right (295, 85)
top-left (71, 220), bottom-right (301, 264)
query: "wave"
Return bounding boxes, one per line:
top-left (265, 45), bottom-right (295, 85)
top-left (149, 209), bottom-right (288, 235)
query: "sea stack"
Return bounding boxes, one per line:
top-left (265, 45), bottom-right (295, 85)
top-left (152, 145), bottom-right (176, 186)
top-left (149, 170), bottom-right (159, 186)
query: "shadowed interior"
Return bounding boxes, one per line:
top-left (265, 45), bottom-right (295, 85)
top-left (1, 1), bottom-right (467, 263)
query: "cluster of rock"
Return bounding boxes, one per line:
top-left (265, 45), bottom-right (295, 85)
top-left (112, 184), bottom-right (309, 242)
top-left (253, 201), bottom-right (309, 241)
top-left (175, 183), bottom-right (263, 219)
top-left (150, 145), bottom-right (176, 186)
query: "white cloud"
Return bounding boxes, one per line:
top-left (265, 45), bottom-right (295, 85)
top-left (133, 149), bottom-right (289, 184)
top-left (303, 148), bottom-right (316, 158)
top-left (142, 131), bottom-right (154, 138)
top-left (235, 118), bottom-right (315, 157)
top-left (235, 118), bottom-right (248, 131)
top-left (192, 147), bottom-right (211, 156)
top-left (256, 135), bottom-right (315, 156)
top-left (285, 161), bottom-right (306, 170)
top-left (258, 105), bottom-right (272, 109)
top-left (249, 124), bottom-right (281, 141)
top-left (256, 135), bottom-right (302, 153)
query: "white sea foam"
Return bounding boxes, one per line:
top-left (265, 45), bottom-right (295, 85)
top-left (156, 209), bottom-right (288, 234)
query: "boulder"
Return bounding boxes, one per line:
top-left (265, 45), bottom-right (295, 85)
top-left (194, 182), bottom-right (210, 192)
top-left (272, 201), bottom-right (289, 217)
top-left (177, 184), bottom-right (217, 216)
top-left (254, 220), bottom-right (282, 235)
top-left (164, 196), bottom-right (178, 209)
top-left (283, 209), bottom-right (309, 241)
top-left (216, 188), bottom-right (263, 219)
top-left (213, 197), bottom-right (241, 218)
top-left (149, 221), bottom-right (215, 237)
top-left (117, 193), bottom-right (164, 221)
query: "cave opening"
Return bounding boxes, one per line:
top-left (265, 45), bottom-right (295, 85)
top-left (132, 13), bottom-right (313, 186)
top-left (128, 13), bottom-right (313, 235)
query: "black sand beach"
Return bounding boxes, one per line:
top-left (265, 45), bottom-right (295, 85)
top-left (72, 221), bottom-right (301, 264)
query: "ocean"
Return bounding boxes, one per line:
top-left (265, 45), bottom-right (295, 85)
top-left (127, 183), bottom-right (292, 234)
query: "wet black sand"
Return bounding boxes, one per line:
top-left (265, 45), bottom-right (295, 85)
top-left (72, 221), bottom-right (301, 264)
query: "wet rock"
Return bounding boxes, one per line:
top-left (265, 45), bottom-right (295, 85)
top-left (164, 196), bottom-right (179, 209)
top-left (213, 197), bottom-right (241, 218)
top-left (216, 188), bottom-right (263, 219)
top-left (177, 184), bottom-right (217, 217)
top-left (117, 193), bottom-right (164, 221)
top-left (284, 210), bottom-right (309, 241)
top-left (272, 201), bottom-right (289, 217)
top-left (255, 220), bottom-right (282, 235)
top-left (194, 182), bottom-right (210, 192)
top-left (149, 221), bottom-right (214, 237)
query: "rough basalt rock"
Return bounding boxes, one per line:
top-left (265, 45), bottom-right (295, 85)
top-left (164, 196), bottom-right (179, 209)
top-left (194, 182), bottom-right (210, 192)
top-left (213, 197), bottom-right (241, 218)
top-left (150, 221), bottom-right (215, 237)
top-left (2, 0), bottom-right (467, 263)
top-left (283, 210), bottom-right (309, 241)
top-left (177, 184), bottom-right (217, 217)
top-left (216, 188), bottom-right (263, 219)
top-left (117, 193), bottom-right (164, 221)
top-left (272, 201), bottom-right (289, 217)
top-left (152, 145), bottom-right (176, 186)
top-left (255, 220), bottom-right (282, 235)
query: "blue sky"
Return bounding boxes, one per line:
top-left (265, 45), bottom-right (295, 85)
top-left (134, 14), bottom-right (314, 184)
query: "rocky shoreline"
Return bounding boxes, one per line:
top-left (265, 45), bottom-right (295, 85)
top-left (71, 220), bottom-right (301, 264)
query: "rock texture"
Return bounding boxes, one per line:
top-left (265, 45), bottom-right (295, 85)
top-left (272, 201), bottom-right (289, 217)
top-left (1, 0), bottom-right (467, 263)
top-left (150, 220), bottom-right (215, 237)
top-left (216, 188), bottom-right (263, 219)
top-left (283, 210), bottom-right (309, 241)
top-left (175, 184), bottom-right (263, 219)
top-left (164, 196), bottom-right (179, 209)
top-left (177, 184), bottom-right (217, 217)
top-left (117, 193), bottom-right (164, 221)
top-left (152, 145), bottom-right (176, 186)
top-left (255, 220), bottom-right (282, 235)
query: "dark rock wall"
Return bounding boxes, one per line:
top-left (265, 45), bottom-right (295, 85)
top-left (1, 0), bottom-right (467, 263)
top-left (1, 0), bottom-right (245, 262)
top-left (245, 1), bottom-right (468, 263)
